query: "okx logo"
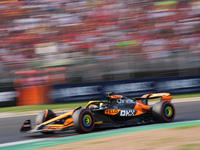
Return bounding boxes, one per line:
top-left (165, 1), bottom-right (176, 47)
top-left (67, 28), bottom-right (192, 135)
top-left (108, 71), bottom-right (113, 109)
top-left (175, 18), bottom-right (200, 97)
top-left (120, 110), bottom-right (136, 116)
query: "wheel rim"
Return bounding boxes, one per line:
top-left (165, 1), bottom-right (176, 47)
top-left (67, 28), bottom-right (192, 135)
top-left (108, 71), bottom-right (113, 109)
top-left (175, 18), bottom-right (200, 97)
top-left (83, 114), bottom-right (92, 127)
top-left (165, 106), bottom-right (173, 117)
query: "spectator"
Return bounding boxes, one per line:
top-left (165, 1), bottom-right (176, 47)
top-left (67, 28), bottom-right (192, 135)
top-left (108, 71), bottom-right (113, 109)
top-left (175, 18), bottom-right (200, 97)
top-left (0, 0), bottom-right (200, 83)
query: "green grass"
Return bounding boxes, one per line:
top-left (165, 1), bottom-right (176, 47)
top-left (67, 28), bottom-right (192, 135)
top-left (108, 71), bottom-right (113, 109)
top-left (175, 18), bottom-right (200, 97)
top-left (172, 93), bottom-right (200, 99)
top-left (176, 143), bottom-right (200, 150)
top-left (0, 93), bottom-right (199, 113)
top-left (0, 102), bottom-right (88, 113)
top-left (172, 124), bottom-right (200, 130)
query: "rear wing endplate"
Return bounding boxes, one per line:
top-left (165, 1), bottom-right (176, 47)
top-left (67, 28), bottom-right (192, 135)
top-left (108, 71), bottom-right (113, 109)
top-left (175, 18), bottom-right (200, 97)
top-left (135, 93), bottom-right (173, 105)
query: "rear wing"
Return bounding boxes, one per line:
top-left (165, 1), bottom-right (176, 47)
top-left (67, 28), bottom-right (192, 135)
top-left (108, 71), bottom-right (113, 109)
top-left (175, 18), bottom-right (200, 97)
top-left (135, 93), bottom-right (173, 105)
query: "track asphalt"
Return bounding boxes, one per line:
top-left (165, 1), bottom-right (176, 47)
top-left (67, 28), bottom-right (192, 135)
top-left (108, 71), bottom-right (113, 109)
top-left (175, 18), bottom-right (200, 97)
top-left (0, 98), bottom-right (200, 149)
top-left (1, 120), bottom-right (200, 150)
top-left (1, 97), bottom-right (199, 119)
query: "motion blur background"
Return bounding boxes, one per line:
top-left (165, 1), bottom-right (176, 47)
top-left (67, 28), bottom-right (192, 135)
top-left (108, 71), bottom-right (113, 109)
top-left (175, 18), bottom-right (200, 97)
top-left (0, 0), bottom-right (200, 86)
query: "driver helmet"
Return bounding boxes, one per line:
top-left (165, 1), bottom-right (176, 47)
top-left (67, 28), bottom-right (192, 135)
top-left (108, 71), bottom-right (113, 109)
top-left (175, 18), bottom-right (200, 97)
top-left (99, 102), bottom-right (108, 109)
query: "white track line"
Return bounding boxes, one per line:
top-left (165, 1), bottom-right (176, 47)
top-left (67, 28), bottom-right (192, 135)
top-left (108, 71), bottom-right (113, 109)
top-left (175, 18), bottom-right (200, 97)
top-left (1, 119), bottom-right (200, 148)
top-left (0, 139), bottom-right (49, 147)
top-left (0, 111), bottom-right (66, 119)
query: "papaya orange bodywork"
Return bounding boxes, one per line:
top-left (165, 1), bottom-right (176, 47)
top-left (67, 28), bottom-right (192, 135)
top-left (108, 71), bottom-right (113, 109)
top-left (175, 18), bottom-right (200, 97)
top-left (142, 93), bottom-right (170, 98)
top-left (134, 102), bottom-right (150, 112)
top-left (44, 109), bottom-right (48, 117)
top-left (41, 111), bottom-right (73, 125)
top-left (133, 102), bottom-right (151, 116)
top-left (85, 101), bottom-right (101, 109)
top-left (63, 118), bottom-right (74, 128)
top-left (110, 95), bottom-right (123, 99)
top-left (161, 96), bottom-right (173, 102)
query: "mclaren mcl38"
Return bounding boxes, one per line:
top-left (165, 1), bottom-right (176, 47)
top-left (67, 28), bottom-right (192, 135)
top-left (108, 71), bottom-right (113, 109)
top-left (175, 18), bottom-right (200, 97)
top-left (20, 92), bottom-right (175, 134)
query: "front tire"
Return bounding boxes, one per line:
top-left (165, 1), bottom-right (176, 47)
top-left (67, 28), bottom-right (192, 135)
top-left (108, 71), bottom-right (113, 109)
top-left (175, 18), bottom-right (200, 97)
top-left (73, 109), bottom-right (95, 133)
top-left (152, 101), bottom-right (175, 123)
top-left (35, 109), bottom-right (56, 125)
top-left (35, 109), bottom-right (56, 134)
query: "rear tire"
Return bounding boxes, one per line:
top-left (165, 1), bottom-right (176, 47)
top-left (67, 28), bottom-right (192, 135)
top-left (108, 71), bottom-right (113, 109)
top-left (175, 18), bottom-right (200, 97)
top-left (73, 109), bottom-right (95, 133)
top-left (152, 101), bottom-right (175, 123)
top-left (35, 109), bottom-right (56, 134)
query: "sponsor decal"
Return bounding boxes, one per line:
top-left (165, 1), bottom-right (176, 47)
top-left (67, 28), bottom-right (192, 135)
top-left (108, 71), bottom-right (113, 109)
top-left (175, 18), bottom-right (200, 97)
top-left (120, 110), bottom-right (136, 116)
top-left (117, 98), bottom-right (126, 104)
top-left (156, 78), bottom-right (200, 90)
top-left (95, 121), bottom-right (103, 124)
top-left (0, 91), bottom-right (17, 102)
top-left (105, 109), bottom-right (120, 115)
top-left (52, 75), bottom-right (200, 103)
top-left (53, 85), bottom-right (102, 98)
top-left (44, 125), bottom-right (63, 130)
top-left (104, 82), bottom-right (154, 93)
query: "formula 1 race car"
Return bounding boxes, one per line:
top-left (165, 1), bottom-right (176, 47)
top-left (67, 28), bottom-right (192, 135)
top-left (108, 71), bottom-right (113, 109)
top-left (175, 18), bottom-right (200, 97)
top-left (20, 92), bottom-right (175, 134)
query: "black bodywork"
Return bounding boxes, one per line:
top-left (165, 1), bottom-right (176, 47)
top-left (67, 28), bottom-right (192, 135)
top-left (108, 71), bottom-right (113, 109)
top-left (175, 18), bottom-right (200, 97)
top-left (85, 101), bottom-right (153, 129)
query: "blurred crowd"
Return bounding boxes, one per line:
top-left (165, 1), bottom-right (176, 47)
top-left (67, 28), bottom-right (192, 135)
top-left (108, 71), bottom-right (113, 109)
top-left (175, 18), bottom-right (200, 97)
top-left (0, 0), bottom-right (200, 84)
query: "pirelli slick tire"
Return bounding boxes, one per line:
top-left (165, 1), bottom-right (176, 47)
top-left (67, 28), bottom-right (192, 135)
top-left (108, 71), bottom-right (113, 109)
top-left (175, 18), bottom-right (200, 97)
top-left (35, 109), bottom-right (56, 134)
top-left (73, 109), bottom-right (95, 133)
top-left (152, 101), bottom-right (175, 123)
top-left (35, 109), bottom-right (56, 125)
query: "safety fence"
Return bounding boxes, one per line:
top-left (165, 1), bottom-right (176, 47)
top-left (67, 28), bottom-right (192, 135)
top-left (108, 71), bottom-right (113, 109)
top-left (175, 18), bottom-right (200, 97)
top-left (0, 50), bottom-right (200, 84)
top-left (1, 75), bottom-right (200, 107)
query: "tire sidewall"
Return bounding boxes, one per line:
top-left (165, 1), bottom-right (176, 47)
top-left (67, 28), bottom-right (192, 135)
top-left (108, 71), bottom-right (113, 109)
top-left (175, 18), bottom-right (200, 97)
top-left (73, 109), bottom-right (95, 133)
top-left (152, 101), bottom-right (175, 123)
top-left (35, 109), bottom-right (56, 134)
top-left (35, 109), bottom-right (55, 125)
top-left (161, 102), bottom-right (175, 122)
top-left (35, 111), bottom-right (47, 125)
